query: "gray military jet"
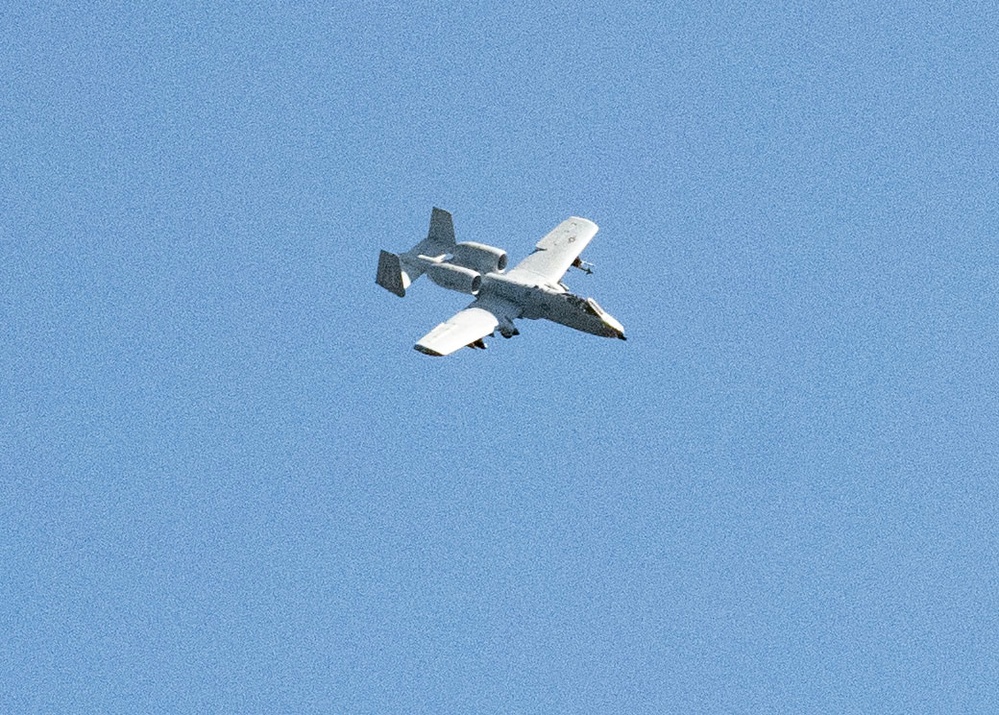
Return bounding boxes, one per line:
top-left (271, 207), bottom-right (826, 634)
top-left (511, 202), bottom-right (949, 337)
top-left (376, 208), bottom-right (626, 356)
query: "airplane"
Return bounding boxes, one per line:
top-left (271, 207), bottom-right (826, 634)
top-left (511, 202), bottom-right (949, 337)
top-left (376, 207), bottom-right (626, 356)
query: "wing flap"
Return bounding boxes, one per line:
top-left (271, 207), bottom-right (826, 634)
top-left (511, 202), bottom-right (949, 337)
top-left (507, 217), bottom-right (598, 284)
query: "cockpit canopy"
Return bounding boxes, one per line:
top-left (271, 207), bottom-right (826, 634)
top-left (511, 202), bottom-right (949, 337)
top-left (585, 298), bottom-right (606, 317)
top-left (565, 294), bottom-right (606, 317)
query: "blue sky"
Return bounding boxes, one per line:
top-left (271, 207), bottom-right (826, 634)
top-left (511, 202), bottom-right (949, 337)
top-left (3, 2), bottom-right (998, 712)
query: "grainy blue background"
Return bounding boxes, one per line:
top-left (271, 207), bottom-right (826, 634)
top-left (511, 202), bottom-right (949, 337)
top-left (3, 2), bottom-right (997, 712)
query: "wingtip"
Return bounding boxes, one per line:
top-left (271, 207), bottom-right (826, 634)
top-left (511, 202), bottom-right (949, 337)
top-left (414, 344), bottom-right (444, 357)
top-left (568, 216), bottom-right (598, 231)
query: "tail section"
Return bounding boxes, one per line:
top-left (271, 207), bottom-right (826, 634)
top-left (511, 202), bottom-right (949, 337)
top-left (376, 207), bottom-right (455, 297)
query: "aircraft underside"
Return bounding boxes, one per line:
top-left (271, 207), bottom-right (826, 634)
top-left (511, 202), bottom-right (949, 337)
top-left (378, 208), bottom-right (625, 356)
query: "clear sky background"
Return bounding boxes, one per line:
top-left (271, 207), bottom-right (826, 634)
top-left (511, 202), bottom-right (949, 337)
top-left (3, 2), bottom-right (997, 712)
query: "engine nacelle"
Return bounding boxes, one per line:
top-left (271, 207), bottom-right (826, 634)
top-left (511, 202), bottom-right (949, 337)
top-left (450, 242), bottom-right (508, 275)
top-left (426, 263), bottom-right (482, 295)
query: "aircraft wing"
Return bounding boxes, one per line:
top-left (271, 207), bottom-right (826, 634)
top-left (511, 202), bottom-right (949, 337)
top-left (506, 217), bottom-right (598, 284)
top-left (414, 296), bottom-right (520, 356)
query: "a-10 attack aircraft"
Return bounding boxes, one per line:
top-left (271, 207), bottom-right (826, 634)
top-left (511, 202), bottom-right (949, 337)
top-left (376, 208), bottom-right (626, 356)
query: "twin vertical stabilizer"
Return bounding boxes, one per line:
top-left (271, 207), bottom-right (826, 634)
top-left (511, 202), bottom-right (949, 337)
top-left (375, 207), bottom-right (455, 297)
top-left (375, 250), bottom-right (408, 297)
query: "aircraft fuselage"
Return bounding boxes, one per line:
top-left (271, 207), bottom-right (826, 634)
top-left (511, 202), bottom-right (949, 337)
top-left (478, 272), bottom-right (626, 340)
